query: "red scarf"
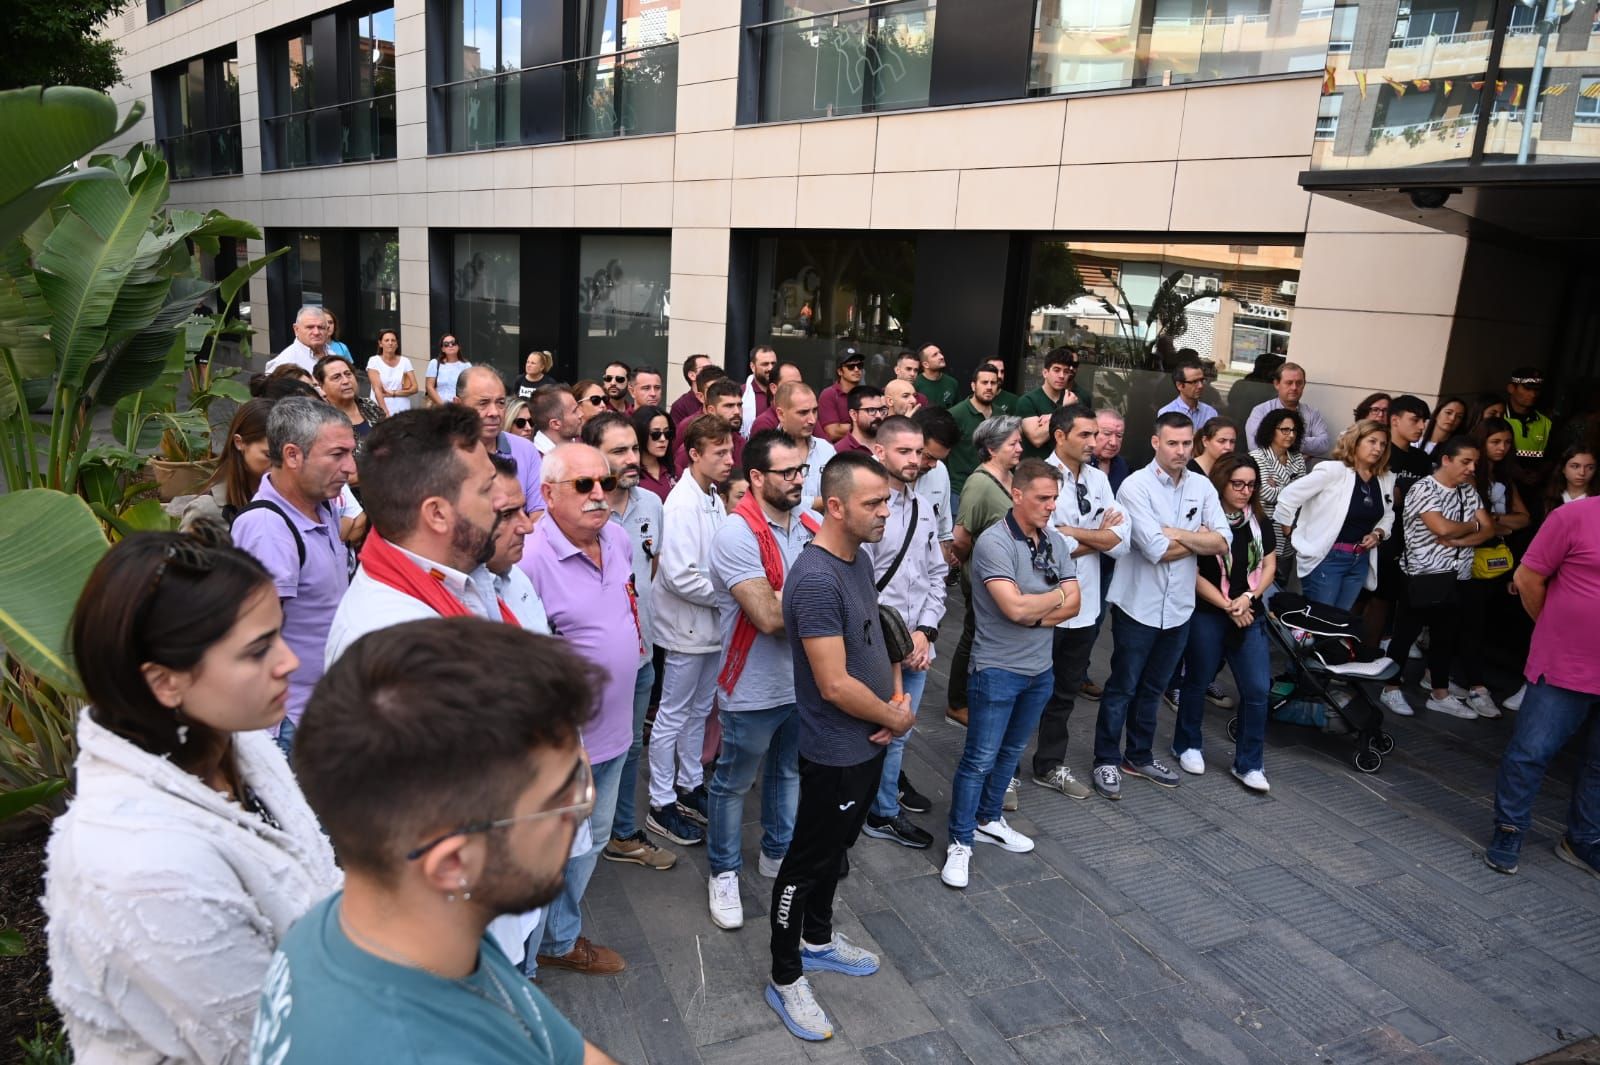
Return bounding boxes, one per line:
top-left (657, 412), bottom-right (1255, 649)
top-left (717, 491), bottom-right (818, 694)
top-left (359, 530), bottom-right (519, 625)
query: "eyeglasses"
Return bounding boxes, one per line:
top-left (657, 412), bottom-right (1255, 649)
top-left (1181, 376), bottom-right (1205, 386)
top-left (764, 464), bottom-right (811, 481)
top-left (648, 429), bottom-right (671, 440)
top-left (556, 475), bottom-right (619, 494)
top-left (406, 753), bottom-right (594, 861)
top-left (1227, 479), bottom-right (1258, 492)
top-left (603, 374), bottom-right (628, 383)
top-left (512, 417), bottom-right (531, 429)
top-left (582, 395), bottom-right (607, 407)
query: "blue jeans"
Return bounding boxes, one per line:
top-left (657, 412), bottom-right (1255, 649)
top-left (1095, 607), bottom-right (1189, 768)
top-left (1490, 677), bottom-right (1600, 863)
top-left (535, 750), bottom-right (626, 961)
top-left (873, 668), bottom-right (929, 818)
top-left (1301, 549), bottom-right (1368, 612)
top-left (610, 659), bottom-right (655, 841)
top-left (948, 667), bottom-right (1052, 845)
top-left (706, 703), bottom-right (800, 875)
top-left (1175, 610), bottom-right (1271, 774)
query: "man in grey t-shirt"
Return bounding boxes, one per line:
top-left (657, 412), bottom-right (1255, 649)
top-left (767, 453), bottom-right (914, 1044)
top-left (942, 459), bottom-right (1080, 892)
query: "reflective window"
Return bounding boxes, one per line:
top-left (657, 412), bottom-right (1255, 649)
top-left (269, 229), bottom-right (401, 361)
top-left (575, 234), bottom-right (671, 381)
top-left (153, 48), bottom-right (242, 179)
top-left (451, 233), bottom-right (523, 371)
top-left (756, 0), bottom-right (936, 121)
top-left (262, 5), bottom-right (397, 170)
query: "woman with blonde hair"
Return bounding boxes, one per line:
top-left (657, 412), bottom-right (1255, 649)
top-left (1273, 419), bottom-right (1396, 611)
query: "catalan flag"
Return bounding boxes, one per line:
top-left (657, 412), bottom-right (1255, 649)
top-left (1541, 82), bottom-right (1568, 96)
top-left (1385, 76), bottom-right (1407, 97)
top-left (1443, 79), bottom-right (1453, 96)
top-left (1512, 82), bottom-right (1524, 106)
top-left (1584, 81), bottom-right (1600, 98)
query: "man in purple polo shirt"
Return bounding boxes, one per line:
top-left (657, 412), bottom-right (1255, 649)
top-left (455, 365), bottom-right (545, 518)
top-left (230, 397), bottom-right (356, 755)
top-left (518, 443), bottom-right (642, 977)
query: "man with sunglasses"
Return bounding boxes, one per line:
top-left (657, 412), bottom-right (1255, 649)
top-left (254, 618), bottom-right (613, 1064)
top-left (518, 443), bottom-right (645, 978)
top-left (601, 361), bottom-right (633, 414)
top-left (455, 367), bottom-right (546, 521)
top-left (1031, 405), bottom-right (1128, 802)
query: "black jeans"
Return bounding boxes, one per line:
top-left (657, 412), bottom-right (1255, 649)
top-left (1457, 575), bottom-right (1510, 688)
top-left (770, 750), bottom-right (885, 985)
top-left (1033, 625), bottom-right (1099, 778)
top-left (1388, 595), bottom-right (1462, 691)
top-left (948, 570), bottom-right (976, 711)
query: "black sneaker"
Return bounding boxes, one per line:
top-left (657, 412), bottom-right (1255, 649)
top-left (676, 784), bottom-right (709, 826)
top-left (862, 812), bottom-right (933, 849)
top-left (647, 804), bottom-right (705, 845)
top-left (897, 772), bottom-right (931, 813)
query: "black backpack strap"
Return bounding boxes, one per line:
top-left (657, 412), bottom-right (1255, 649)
top-left (234, 500), bottom-right (307, 569)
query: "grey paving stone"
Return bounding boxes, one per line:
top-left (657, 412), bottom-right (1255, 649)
top-left (1008, 1022), bottom-right (1127, 1065)
top-left (856, 909), bottom-right (945, 984)
top-left (1231, 864), bottom-right (1390, 955)
top-left (1322, 1024), bottom-right (1448, 1063)
top-left (1125, 985), bottom-right (1290, 1065)
top-left (613, 961), bottom-right (708, 1065)
top-left (860, 1031), bottom-right (970, 1065)
top-left (1028, 834), bottom-right (1138, 918)
top-left (650, 926), bottom-right (778, 1048)
top-left (540, 966), bottom-right (649, 1065)
top-left (1354, 836), bottom-right (1511, 921)
top-left (969, 978), bottom-right (1073, 1039)
top-left (887, 873), bottom-right (1041, 994)
top-left (1448, 944), bottom-right (1600, 1040)
top-left (1502, 907), bottom-right (1600, 985)
top-left (1169, 828), bottom-right (1276, 879)
top-left (812, 913), bottom-right (942, 1049)
top-left (1004, 878), bottom-right (1183, 999)
top-left (906, 974), bottom-right (1027, 1065)
top-left (1345, 940), bottom-right (1561, 1063)
top-left (1353, 873), bottom-right (1516, 960)
top-left (963, 888), bottom-right (1049, 946)
top-left (1016, 939), bottom-right (1127, 1026)
top-left (1415, 1036), bottom-right (1493, 1065)
top-left (700, 1028), bottom-right (809, 1065)
top-left (1379, 1007), bottom-right (1446, 1047)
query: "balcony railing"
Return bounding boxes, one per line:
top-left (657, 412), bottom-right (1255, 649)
top-left (157, 123), bottom-right (244, 180)
top-left (750, 0), bottom-right (936, 122)
top-left (261, 94), bottom-right (397, 170)
top-left (431, 42), bottom-right (678, 153)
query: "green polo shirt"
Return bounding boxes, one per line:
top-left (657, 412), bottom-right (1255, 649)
top-left (1014, 386), bottom-right (1065, 459)
top-left (915, 373), bottom-right (961, 409)
top-left (948, 398), bottom-right (993, 494)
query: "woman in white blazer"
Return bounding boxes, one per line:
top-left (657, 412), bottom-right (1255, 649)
top-left (1272, 419), bottom-right (1397, 611)
top-left (45, 532), bottom-right (340, 1065)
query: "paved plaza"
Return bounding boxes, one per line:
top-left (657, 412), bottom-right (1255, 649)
top-left (542, 608), bottom-right (1600, 1065)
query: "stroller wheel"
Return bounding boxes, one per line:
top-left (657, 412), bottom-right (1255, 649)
top-left (1372, 732), bottom-right (1395, 755)
top-left (1226, 716), bottom-right (1240, 742)
top-left (1353, 748), bottom-right (1382, 774)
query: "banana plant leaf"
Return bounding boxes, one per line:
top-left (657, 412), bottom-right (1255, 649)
top-left (0, 489), bottom-right (108, 691)
top-left (0, 86), bottom-right (140, 247)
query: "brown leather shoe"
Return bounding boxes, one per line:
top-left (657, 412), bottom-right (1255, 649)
top-left (536, 937), bottom-right (626, 975)
top-left (944, 707), bottom-right (968, 728)
top-left (1080, 680), bottom-right (1103, 700)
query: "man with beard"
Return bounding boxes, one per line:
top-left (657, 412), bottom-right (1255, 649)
top-left (516, 444), bottom-right (643, 978)
top-left (676, 377), bottom-right (747, 471)
top-left (705, 430), bottom-right (819, 930)
top-left (834, 385), bottom-right (887, 454)
top-left (455, 365), bottom-right (545, 519)
top-left (914, 342), bottom-right (960, 410)
top-left (601, 361), bottom-right (633, 414)
top-left (251, 618), bottom-right (612, 1064)
top-left (773, 382), bottom-right (836, 509)
top-left (740, 345), bottom-right (778, 436)
top-left (580, 414), bottom-right (678, 872)
top-left (485, 454), bottom-right (550, 633)
top-left (884, 379), bottom-right (921, 418)
top-left (818, 349), bottom-right (865, 443)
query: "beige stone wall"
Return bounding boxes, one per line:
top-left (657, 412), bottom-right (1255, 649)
top-left (102, 0), bottom-right (1463, 407)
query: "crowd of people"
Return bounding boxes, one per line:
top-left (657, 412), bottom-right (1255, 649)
top-left (39, 310), bottom-right (1600, 1061)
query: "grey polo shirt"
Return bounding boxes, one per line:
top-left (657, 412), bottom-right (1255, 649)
top-left (970, 512), bottom-right (1077, 676)
top-left (710, 508), bottom-right (814, 711)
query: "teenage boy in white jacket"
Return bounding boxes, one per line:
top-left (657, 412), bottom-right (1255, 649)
top-left (649, 414), bottom-right (737, 845)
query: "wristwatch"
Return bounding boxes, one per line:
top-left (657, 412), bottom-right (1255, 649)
top-left (916, 625), bottom-right (939, 642)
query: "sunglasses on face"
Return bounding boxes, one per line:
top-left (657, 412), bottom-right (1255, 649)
top-left (603, 374), bottom-right (627, 383)
top-left (557, 475), bottom-right (620, 494)
top-left (649, 429), bottom-right (671, 440)
top-left (1074, 481), bottom-right (1090, 515)
top-left (582, 395), bottom-right (607, 406)
top-left (512, 417), bottom-right (531, 429)
top-left (442, 340), bottom-right (459, 347)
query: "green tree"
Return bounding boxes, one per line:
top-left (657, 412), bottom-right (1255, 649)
top-left (0, 0), bottom-right (130, 94)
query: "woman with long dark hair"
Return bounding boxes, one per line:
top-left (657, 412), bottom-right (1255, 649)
top-left (44, 531), bottom-right (340, 1064)
top-left (171, 398), bottom-right (275, 531)
top-left (1545, 445), bottom-right (1597, 511)
top-left (424, 333), bottom-right (470, 406)
top-left (1452, 417), bottom-right (1530, 717)
top-left (1423, 395), bottom-right (1467, 454)
top-left (1249, 406), bottom-right (1307, 579)
top-left (633, 404), bottom-right (677, 503)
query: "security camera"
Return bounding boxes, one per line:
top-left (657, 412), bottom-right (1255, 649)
top-left (1407, 188), bottom-right (1453, 210)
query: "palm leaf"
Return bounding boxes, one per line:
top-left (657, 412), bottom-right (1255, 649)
top-left (0, 489), bottom-right (107, 691)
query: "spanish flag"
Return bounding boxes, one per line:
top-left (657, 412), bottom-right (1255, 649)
top-left (1385, 76), bottom-right (1407, 97)
top-left (1414, 79), bottom-right (1431, 92)
top-left (1512, 82), bottom-right (1525, 107)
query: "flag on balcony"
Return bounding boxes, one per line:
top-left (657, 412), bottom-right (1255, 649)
top-left (1385, 76), bottom-right (1407, 96)
top-left (1443, 79), bottom-right (1454, 96)
top-left (1540, 83), bottom-right (1568, 96)
top-left (1413, 79), bottom-right (1431, 92)
top-left (1356, 71), bottom-right (1368, 98)
top-left (1584, 81), bottom-right (1600, 98)
top-left (1512, 83), bottom-right (1525, 107)
top-left (1323, 65), bottom-right (1337, 95)
top-left (1471, 80), bottom-right (1485, 90)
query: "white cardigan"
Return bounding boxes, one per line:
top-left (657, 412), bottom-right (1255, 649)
top-left (45, 711), bottom-right (341, 1065)
top-left (1272, 461), bottom-right (1397, 584)
top-left (653, 473), bottom-right (726, 653)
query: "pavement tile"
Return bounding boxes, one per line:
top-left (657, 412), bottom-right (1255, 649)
top-left (860, 1031), bottom-right (970, 1065)
top-left (906, 974), bottom-right (1027, 1065)
top-left (887, 874), bottom-right (1041, 994)
top-left (1004, 879), bottom-right (1183, 998)
top-left (1008, 1022), bottom-right (1127, 1065)
top-left (856, 909), bottom-right (945, 984)
top-left (969, 978), bottom-right (1073, 1039)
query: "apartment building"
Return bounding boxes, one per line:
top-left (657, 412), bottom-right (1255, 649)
top-left (103, 0), bottom-right (1600, 445)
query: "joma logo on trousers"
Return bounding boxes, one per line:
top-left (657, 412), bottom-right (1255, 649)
top-left (775, 883), bottom-right (797, 928)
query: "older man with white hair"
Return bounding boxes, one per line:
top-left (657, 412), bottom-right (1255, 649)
top-left (265, 306), bottom-right (332, 374)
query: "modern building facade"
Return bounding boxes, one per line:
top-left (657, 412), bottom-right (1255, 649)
top-left (101, 0), bottom-right (1600, 450)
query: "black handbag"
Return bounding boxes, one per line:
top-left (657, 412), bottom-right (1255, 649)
top-left (876, 497), bottom-right (922, 664)
top-left (1408, 570), bottom-right (1459, 609)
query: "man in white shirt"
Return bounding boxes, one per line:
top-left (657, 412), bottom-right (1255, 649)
top-left (912, 406), bottom-right (960, 572)
top-left (1032, 405), bottom-right (1130, 800)
top-left (860, 416), bottom-right (949, 850)
top-left (740, 345), bottom-right (778, 437)
top-left (530, 386), bottom-right (582, 455)
top-left (264, 306), bottom-right (330, 374)
top-left (1244, 361), bottom-right (1333, 458)
top-left (648, 415), bottom-right (736, 846)
top-left (1092, 412), bottom-right (1229, 800)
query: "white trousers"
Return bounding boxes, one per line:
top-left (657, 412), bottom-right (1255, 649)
top-left (648, 649), bottom-right (720, 808)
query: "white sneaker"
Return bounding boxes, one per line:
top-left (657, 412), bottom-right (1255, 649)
top-left (708, 871), bottom-right (744, 930)
top-left (1408, 643), bottom-right (1424, 660)
top-left (941, 842), bottom-right (973, 888)
top-left (1379, 687), bottom-right (1415, 717)
top-left (1466, 688), bottom-right (1502, 719)
top-left (1419, 674), bottom-right (1468, 699)
top-left (1425, 694), bottom-right (1478, 719)
top-left (765, 977), bottom-right (833, 1041)
top-left (1176, 748), bottom-right (1205, 775)
top-left (1503, 684), bottom-right (1526, 712)
top-left (1231, 767), bottom-right (1270, 793)
top-left (1003, 777), bottom-right (1019, 812)
top-left (758, 852), bottom-right (783, 879)
top-left (974, 816), bottom-right (1034, 853)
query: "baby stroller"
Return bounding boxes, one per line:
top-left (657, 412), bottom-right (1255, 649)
top-left (1227, 593), bottom-right (1400, 773)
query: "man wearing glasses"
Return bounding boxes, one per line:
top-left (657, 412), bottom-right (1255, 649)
top-left (834, 385), bottom-right (888, 454)
top-left (1157, 356), bottom-right (1219, 433)
top-left (601, 361), bottom-right (633, 414)
top-left (253, 618), bottom-right (614, 1064)
top-left (264, 305), bottom-right (332, 374)
top-left (942, 458), bottom-right (1080, 890)
top-left (1032, 405), bottom-right (1129, 802)
top-left (455, 367), bottom-right (545, 520)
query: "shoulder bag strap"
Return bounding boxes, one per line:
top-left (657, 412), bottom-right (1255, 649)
top-left (877, 496), bottom-right (919, 593)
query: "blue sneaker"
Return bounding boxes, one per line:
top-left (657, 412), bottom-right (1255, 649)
top-left (800, 933), bottom-right (879, 976)
top-left (1555, 836), bottom-right (1600, 881)
top-left (646, 804), bottom-right (704, 846)
top-left (1484, 823), bottom-right (1521, 875)
top-left (766, 978), bottom-right (833, 1041)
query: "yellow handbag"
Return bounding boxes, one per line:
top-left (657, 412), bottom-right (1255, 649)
top-left (1471, 539), bottom-right (1514, 580)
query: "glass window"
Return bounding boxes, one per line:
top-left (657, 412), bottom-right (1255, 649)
top-left (346, 7), bottom-right (398, 162)
top-left (575, 234), bottom-right (671, 382)
top-left (270, 229), bottom-right (402, 361)
top-left (451, 233), bottom-right (523, 372)
top-left (571, 0), bottom-right (680, 139)
top-left (753, 235), bottom-right (916, 388)
top-left (154, 47), bottom-right (243, 179)
top-left (1578, 78), bottom-right (1600, 123)
top-left (757, 0), bottom-right (936, 122)
top-left (263, 6), bottom-right (398, 170)
top-left (354, 231), bottom-right (401, 359)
